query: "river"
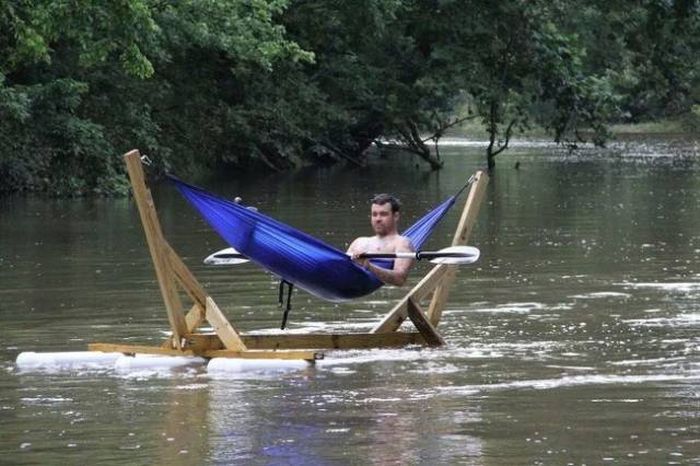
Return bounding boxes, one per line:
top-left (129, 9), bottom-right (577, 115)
top-left (1, 136), bottom-right (699, 464)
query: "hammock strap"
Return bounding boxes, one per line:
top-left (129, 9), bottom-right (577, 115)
top-left (455, 174), bottom-right (476, 198)
top-left (279, 280), bottom-right (295, 329)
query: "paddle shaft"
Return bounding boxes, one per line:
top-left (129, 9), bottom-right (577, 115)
top-left (206, 245), bottom-right (480, 266)
top-left (213, 252), bottom-right (247, 259)
top-left (358, 251), bottom-right (476, 260)
top-left (213, 251), bottom-right (475, 260)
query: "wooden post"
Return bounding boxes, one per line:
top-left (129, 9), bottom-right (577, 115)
top-left (124, 150), bottom-right (188, 348)
top-left (371, 170), bottom-right (488, 334)
top-left (427, 170), bottom-right (489, 325)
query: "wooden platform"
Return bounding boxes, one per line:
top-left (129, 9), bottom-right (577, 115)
top-left (89, 150), bottom-right (488, 361)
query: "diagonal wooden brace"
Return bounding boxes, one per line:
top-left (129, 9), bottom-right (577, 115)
top-left (406, 298), bottom-right (445, 346)
top-left (371, 263), bottom-right (449, 333)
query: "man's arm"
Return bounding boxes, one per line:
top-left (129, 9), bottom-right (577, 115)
top-left (365, 236), bottom-right (414, 286)
top-left (347, 237), bottom-right (366, 255)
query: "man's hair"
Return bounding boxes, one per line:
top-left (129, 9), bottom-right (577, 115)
top-left (371, 193), bottom-right (401, 213)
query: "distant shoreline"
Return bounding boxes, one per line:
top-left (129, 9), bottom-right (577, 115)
top-left (446, 117), bottom-right (697, 141)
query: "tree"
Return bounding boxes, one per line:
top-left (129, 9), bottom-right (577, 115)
top-left (572, 0), bottom-right (700, 121)
top-left (1, 0), bottom-right (698, 194)
top-left (378, 0), bottom-right (622, 171)
top-left (0, 0), bottom-right (311, 194)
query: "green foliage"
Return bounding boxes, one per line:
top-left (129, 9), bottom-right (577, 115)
top-left (1, 0), bottom-right (698, 195)
top-left (560, 0), bottom-right (700, 121)
top-left (0, 0), bottom-right (309, 194)
top-left (681, 104), bottom-right (700, 133)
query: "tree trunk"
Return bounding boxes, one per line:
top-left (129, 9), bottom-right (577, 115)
top-left (484, 100), bottom-right (515, 173)
top-left (408, 121), bottom-right (443, 170)
top-left (487, 152), bottom-right (496, 171)
top-left (395, 120), bottom-right (443, 170)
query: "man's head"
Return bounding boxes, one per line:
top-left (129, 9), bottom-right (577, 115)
top-left (370, 193), bottom-right (401, 236)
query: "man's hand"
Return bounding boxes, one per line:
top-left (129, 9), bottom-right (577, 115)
top-left (350, 252), bottom-right (370, 270)
top-left (348, 238), bottom-right (370, 269)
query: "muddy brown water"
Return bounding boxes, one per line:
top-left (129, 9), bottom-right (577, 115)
top-left (1, 136), bottom-right (698, 464)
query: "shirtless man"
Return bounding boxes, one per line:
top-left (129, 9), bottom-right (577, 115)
top-left (347, 193), bottom-right (414, 286)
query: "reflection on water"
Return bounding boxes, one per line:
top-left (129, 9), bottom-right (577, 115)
top-left (1, 136), bottom-right (699, 464)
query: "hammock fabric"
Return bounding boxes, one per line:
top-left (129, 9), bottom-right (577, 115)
top-left (169, 175), bottom-right (457, 302)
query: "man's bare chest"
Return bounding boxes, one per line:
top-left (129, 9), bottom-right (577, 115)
top-left (363, 236), bottom-right (398, 253)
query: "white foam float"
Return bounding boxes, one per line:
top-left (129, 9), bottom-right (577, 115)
top-left (15, 351), bottom-right (123, 371)
top-left (16, 351), bottom-right (313, 375)
top-left (206, 357), bottom-right (311, 374)
top-left (114, 354), bottom-right (206, 372)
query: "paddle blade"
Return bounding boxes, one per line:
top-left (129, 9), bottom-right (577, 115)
top-left (428, 246), bottom-right (480, 265)
top-left (204, 247), bottom-right (250, 265)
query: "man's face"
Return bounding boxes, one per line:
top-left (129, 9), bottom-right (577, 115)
top-left (371, 202), bottom-right (398, 236)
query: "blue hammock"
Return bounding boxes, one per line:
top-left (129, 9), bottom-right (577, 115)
top-left (169, 175), bottom-right (457, 302)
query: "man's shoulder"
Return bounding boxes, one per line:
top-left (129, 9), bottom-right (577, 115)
top-left (395, 234), bottom-right (414, 251)
top-left (351, 236), bottom-right (372, 245)
top-left (348, 236), bottom-right (371, 251)
top-left (396, 234), bottom-right (411, 244)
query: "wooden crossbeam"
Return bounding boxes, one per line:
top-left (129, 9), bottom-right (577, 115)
top-left (185, 332), bottom-right (427, 351)
top-left (406, 298), bottom-right (445, 346)
top-left (165, 242), bottom-right (207, 309)
top-left (205, 297), bottom-right (247, 351)
top-left (88, 343), bottom-right (321, 361)
top-left (184, 304), bottom-right (206, 334)
top-left (370, 265), bottom-right (449, 333)
top-left (205, 349), bottom-right (323, 361)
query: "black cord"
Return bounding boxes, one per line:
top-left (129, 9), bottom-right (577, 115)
top-left (454, 173), bottom-right (477, 198)
top-left (279, 280), bottom-right (294, 330)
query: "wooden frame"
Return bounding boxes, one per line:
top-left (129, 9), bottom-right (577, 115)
top-left (89, 150), bottom-right (488, 361)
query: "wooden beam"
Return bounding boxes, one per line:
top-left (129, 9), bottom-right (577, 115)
top-left (124, 150), bottom-right (187, 348)
top-left (90, 342), bottom-right (201, 357)
top-left (205, 297), bottom-right (247, 351)
top-left (165, 243), bottom-right (208, 309)
top-left (183, 333), bottom-right (225, 352)
top-left (453, 171), bottom-right (488, 246)
top-left (370, 261), bottom-right (449, 334)
top-left (427, 170), bottom-right (489, 326)
top-left (204, 349), bottom-right (323, 361)
top-left (186, 332), bottom-right (427, 351)
top-left (242, 332), bottom-right (426, 350)
top-left (160, 304), bottom-right (203, 349)
top-left (184, 304), bottom-right (206, 333)
top-left (88, 343), bottom-right (321, 361)
top-left (406, 298), bottom-right (445, 347)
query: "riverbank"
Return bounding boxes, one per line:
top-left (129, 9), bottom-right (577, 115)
top-left (610, 117), bottom-right (698, 136)
top-left (449, 115), bottom-right (698, 141)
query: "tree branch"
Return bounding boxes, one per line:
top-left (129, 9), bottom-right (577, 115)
top-left (315, 139), bottom-right (366, 167)
top-left (419, 114), bottom-right (478, 144)
top-left (391, 121), bottom-right (443, 170)
top-left (491, 118), bottom-right (516, 157)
